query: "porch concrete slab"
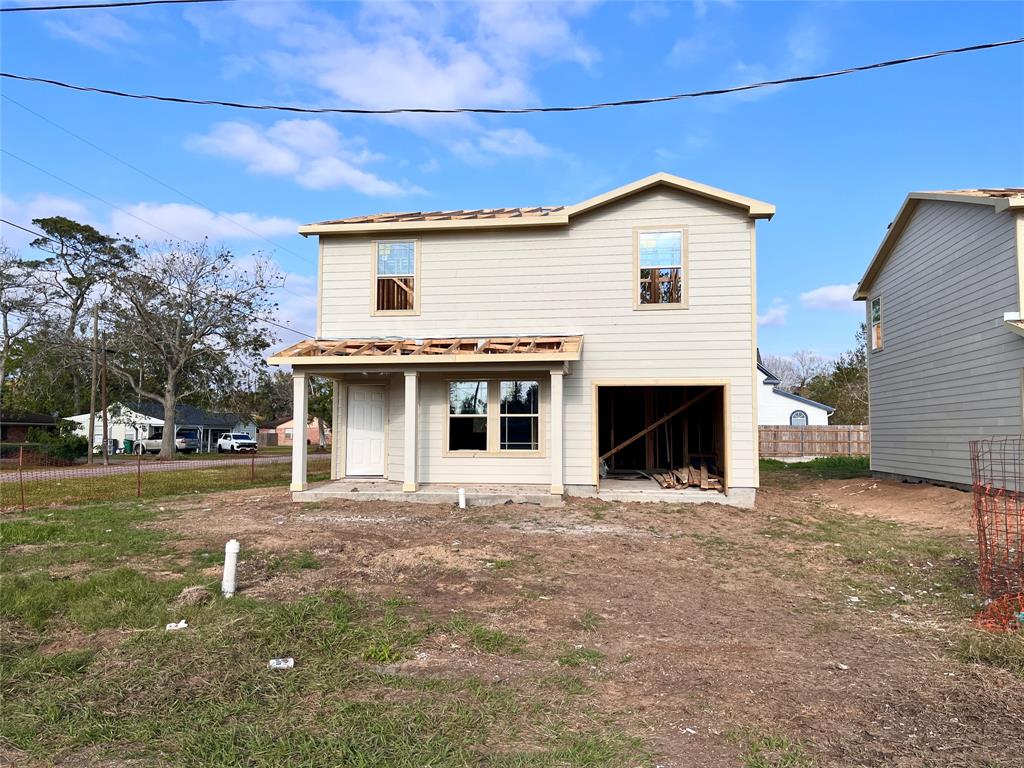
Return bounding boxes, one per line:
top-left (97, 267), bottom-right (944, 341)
top-left (594, 477), bottom-right (755, 509)
top-left (293, 480), bottom-right (563, 507)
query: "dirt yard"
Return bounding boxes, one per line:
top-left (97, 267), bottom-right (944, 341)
top-left (167, 472), bottom-right (1014, 766)
top-left (3, 464), bottom-right (1021, 767)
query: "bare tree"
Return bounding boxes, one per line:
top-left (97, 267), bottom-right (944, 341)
top-left (762, 350), bottom-right (831, 392)
top-left (105, 240), bottom-right (281, 459)
top-left (0, 243), bottom-right (52, 408)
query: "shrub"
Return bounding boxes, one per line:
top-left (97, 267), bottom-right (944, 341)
top-left (26, 422), bottom-right (88, 463)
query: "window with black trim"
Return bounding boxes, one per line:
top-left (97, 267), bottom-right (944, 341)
top-left (789, 410), bottom-right (808, 426)
top-left (638, 230), bottom-right (683, 305)
top-left (500, 380), bottom-right (539, 450)
top-left (448, 381), bottom-right (487, 451)
top-left (376, 241), bottom-right (416, 312)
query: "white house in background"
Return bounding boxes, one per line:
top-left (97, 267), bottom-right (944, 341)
top-left (756, 361), bottom-right (833, 426)
top-left (68, 401), bottom-right (255, 453)
top-left (855, 187), bottom-right (1024, 487)
top-left (268, 173), bottom-right (776, 507)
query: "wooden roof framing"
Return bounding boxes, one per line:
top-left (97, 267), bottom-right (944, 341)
top-left (268, 335), bottom-right (583, 367)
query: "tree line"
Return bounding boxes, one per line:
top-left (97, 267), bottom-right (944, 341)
top-left (0, 216), bottom-right (315, 458)
top-left (761, 325), bottom-right (869, 425)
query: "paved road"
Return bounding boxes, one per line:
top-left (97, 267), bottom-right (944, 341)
top-left (0, 453), bottom-right (327, 483)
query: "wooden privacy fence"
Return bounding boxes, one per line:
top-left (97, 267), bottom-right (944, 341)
top-left (759, 425), bottom-right (869, 458)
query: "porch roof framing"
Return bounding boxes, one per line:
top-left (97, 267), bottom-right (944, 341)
top-left (268, 334), bottom-right (583, 367)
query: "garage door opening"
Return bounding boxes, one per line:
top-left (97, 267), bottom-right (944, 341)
top-left (596, 384), bottom-right (726, 494)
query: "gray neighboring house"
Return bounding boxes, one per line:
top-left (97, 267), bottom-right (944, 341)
top-left (854, 188), bottom-right (1024, 487)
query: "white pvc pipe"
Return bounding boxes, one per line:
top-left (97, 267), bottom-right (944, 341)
top-left (222, 539), bottom-right (240, 598)
top-left (458, 487), bottom-right (466, 509)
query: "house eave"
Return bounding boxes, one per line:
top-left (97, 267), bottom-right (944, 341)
top-left (298, 172), bottom-right (775, 237)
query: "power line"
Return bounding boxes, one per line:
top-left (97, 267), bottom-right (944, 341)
top-left (2, 95), bottom-right (313, 267)
top-left (0, 218), bottom-right (315, 339)
top-left (3, 148), bottom-right (188, 242)
top-left (1, 0), bottom-right (233, 13)
top-left (2, 37), bottom-right (1022, 115)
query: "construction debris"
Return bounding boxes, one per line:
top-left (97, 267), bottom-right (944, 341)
top-left (649, 460), bottom-right (723, 492)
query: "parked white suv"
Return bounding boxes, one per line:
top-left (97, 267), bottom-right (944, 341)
top-left (217, 433), bottom-right (258, 453)
top-left (135, 427), bottom-right (201, 454)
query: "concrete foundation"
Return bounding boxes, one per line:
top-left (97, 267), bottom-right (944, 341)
top-left (293, 479), bottom-right (564, 507)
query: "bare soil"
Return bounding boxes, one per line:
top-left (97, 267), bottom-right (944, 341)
top-left (142, 475), bottom-right (1018, 767)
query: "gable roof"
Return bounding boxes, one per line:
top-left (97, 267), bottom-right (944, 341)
top-left (1, 409), bottom-right (57, 426)
top-left (769, 387), bottom-right (835, 415)
top-left (298, 173), bottom-right (775, 236)
top-left (125, 401), bottom-right (243, 428)
top-left (854, 188), bottom-right (1024, 300)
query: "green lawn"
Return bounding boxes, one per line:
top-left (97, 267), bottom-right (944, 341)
top-left (0, 501), bottom-right (645, 767)
top-left (2, 458), bottom-right (331, 510)
top-left (759, 455), bottom-right (871, 481)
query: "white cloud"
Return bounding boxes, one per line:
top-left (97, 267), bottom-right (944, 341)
top-left (629, 3), bottom-right (670, 26)
top-left (187, 1), bottom-right (596, 163)
top-left (108, 202), bottom-right (299, 242)
top-left (452, 128), bottom-right (552, 165)
top-left (188, 119), bottom-right (417, 196)
top-left (800, 283), bottom-right (860, 313)
top-left (758, 299), bottom-right (789, 327)
top-left (44, 10), bottom-right (136, 51)
top-left (0, 193), bottom-right (96, 249)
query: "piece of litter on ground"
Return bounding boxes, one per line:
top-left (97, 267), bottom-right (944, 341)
top-left (268, 657), bottom-right (295, 670)
top-left (165, 620), bottom-right (188, 631)
top-left (837, 663), bottom-right (849, 670)
top-left (847, 596), bottom-right (861, 603)
top-left (538, 595), bottom-right (552, 600)
top-left (415, 651), bottom-right (428, 660)
top-left (682, 727), bottom-right (697, 735)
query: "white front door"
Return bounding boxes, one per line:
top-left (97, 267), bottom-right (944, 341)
top-left (346, 386), bottom-right (386, 476)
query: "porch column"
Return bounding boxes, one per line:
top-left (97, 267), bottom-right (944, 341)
top-left (330, 379), bottom-right (347, 480)
top-left (290, 370), bottom-right (308, 491)
top-left (550, 369), bottom-right (564, 495)
top-left (403, 371), bottom-right (418, 492)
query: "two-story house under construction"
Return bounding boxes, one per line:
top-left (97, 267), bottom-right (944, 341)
top-left (269, 173), bottom-right (774, 507)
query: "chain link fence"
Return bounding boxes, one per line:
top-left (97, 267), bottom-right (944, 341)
top-left (0, 446), bottom-right (330, 512)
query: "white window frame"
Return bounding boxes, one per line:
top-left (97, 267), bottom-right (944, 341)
top-left (870, 296), bottom-right (883, 351)
top-left (443, 377), bottom-right (546, 457)
top-left (447, 380), bottom-right (489, 453)
top-left (633, 226), bottom-right (688, 310)
top-left (371, 239), bottom-right (420, 316)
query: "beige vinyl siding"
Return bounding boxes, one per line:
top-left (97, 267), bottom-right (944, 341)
top-left (320, 187), bottom-right (757, 488)
top-left (866, 200), bottom-right (1023, 486)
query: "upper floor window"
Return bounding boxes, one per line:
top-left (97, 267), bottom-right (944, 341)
top-left (790, 410), bottom-right (808, 426)
top-left (870, 296), bottom-right (883, 350)
top-left (374, 240), bottom-right (418, 314)
top-left (635, 228), bottom-right (685, 308)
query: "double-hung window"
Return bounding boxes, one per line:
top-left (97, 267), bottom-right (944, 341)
top-left (636, 228), bottom-right (685, 307)
top-left (449, 381), bottom-right (488, 451)
top-left (500, 381), bottom-right (540, 451)
top-left (375, 241), bottom-right (417, 313)
top-left (447, 379), bottom-right (542, 453)
top-left (870, 297), bottom-right (883, 350)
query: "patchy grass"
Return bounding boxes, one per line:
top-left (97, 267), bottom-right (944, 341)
top-left (578, 610), bottom-right (601, 632)
top-left (739, 734), bottom-right (815, 768)
top-left (760, 511), bottom-right (976, 616)
top-left (558, 647), bottom-right (604, 667)
top-left (760, 455), bottom-right (871, 481)
top-left (2, 457), bottom-right (331, 510)
top-left (0, 499), bottom-right (642, 766)
top-left (266, 550), bottom-right (323, 575)
top-left (953, 630), bottom-right (1024, 678)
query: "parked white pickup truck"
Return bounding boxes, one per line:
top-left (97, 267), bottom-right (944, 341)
top-left (217, 433), bottom-right (258, 453)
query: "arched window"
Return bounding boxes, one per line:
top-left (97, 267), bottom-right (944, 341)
top-left (790, 410), bottom-right (808, 426)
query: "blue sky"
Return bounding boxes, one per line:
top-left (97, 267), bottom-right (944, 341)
top-left (2, 0), bottom-right (1022, 357)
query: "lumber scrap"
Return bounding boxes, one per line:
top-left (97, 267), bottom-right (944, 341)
top-left (699, 462), bottom-right (709, 491)
top-left (599, 388), bottom-right (715, 462)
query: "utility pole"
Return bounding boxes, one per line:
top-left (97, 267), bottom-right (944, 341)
top-left (87, 306), bottom-right (98, 465)
top-left (101, 330), bottom-right (109, 466)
